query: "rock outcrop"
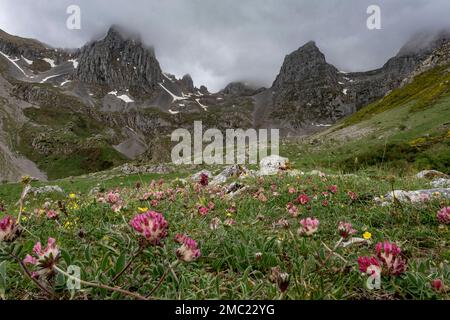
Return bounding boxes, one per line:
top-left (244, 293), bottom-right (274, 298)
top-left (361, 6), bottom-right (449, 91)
top-left (75, 26), bottom-right (163, 94)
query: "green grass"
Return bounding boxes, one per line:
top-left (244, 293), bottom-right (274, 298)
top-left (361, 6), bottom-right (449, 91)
top-left (343, 64), bottom-right (450, 126)
top-left (288, 64), bottom-right (450, 174)
top-left (0, 168), bottom-right (448, 300)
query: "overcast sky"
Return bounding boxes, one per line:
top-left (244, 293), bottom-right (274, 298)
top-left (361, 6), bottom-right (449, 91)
top-left (0, 0), bottom-right (449, 91)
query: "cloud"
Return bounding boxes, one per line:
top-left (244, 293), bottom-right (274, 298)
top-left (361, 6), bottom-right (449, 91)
top-left (0, 0), bottom-right (449, 91)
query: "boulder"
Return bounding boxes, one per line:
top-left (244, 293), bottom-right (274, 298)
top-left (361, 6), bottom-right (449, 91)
top-left (211, 165), bottom-right (248, 185)
top-left (430, 178), bottom-right (450, 188)
top-left (375, 188), bottom-right (450, 205)
top-left (416, 170), bottom-right (449, 180)
top-left (30, 185), bottom-right (64, 196)
top-left (190, 170), bottom-right (213, 182)
top-left (259, 155), bottom-right (289, 176)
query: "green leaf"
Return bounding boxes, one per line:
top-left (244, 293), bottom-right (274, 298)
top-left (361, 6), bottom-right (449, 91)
top-left (0, 260), bottom-right (7, 297)
top-left (115, 253), bottom-right (126, 274)
top-left (61, 249), bottom-right (71, 265)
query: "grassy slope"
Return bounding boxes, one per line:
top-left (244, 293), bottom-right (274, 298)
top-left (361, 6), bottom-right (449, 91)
top-left (13, 87), bottom-right (127, 180)
top-left (0, 57), bottom-right (449, 301)
top-left (0, 170), bottom-right (448, 300)
top-left (282, 64), bottom-right (450, 175)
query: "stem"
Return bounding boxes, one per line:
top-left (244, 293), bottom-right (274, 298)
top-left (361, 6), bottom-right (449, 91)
top-left (10, 254), bottom-right (53, 298)
top-left (317, 238), bottom-right (344, 270)
top-left (322, 241), bottom-right (348, 263)
top-left (146, 260), bottom-right (179, 298)
top-left (53, 265), bottom-right (149, 300)
top-left (111, 246), bottom-right (145, 283)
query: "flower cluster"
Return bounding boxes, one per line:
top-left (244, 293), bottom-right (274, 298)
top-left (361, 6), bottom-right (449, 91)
top-left (437, 206), bottom-right (450, 224)
top-left (338, 222), bottom-right (357, 239)
top-left (129, 211), bottom-right (169, 245)
top-left (357, 256), bottom-right (381, 275)
top-left (298, 217), bottom-right (319, 236)
top-left (23, 238), bottom-right (60, 278)
top-left (296, 194), bottom-right (310, 205)
top-left (0, 216), bottom-right (18, 242)
top-left (197, 202), bottom-right (215, 216)
top-left (107, 191), bottom-right (123, 213)
top-left (358, 241), bottom-right (407, 277)
top-left (286, 202), bottom-right (299, 217)
top-left (199, 173), bottom-right (209, 186)
top-left (176, 235), bottom-right (201, 262)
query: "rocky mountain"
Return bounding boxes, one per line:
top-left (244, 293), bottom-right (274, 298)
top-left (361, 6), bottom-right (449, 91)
top-left (0, 26), bottom-right (449, 181)
top-left (75, 26), bottom-right (163, 95)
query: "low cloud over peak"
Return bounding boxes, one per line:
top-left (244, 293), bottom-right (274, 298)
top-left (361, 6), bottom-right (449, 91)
top-left (1, 0), bottom-right (449, 91)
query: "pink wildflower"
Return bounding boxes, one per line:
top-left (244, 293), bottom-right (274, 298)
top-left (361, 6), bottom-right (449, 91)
top-left (0, 216), bottom-right (18, 242)
top-left (198, 206), bottom-right (209, 216)
top-left (297, 194), bottom-right (310, 205)
top-left (328, 185), bottom-right (338, 194)
top-left (338, 222), bottom-right (357, 239)
top-left (298, 217), bottom-right (320, 236)
top-left (437, 206), bottom-right (450, 224)
top-left (46, 210), bottom-right (58, 220)
top-left (431, 279), bottom-right (444, 292)
top-left (358, 256), bottom-right (381, 275)
top-left (286, 202), bottom-right (299, 217)
top-left (129, 211), bottom-right (169, 245)
top-left (24, 238), bottom-right (60, 277)
top-left (375, 241), bottom-right (407, 275)
top-left (176, 236), bottom-right (201, 262)
top-left (199, 173), bottom-right (209, 186)
top-left (347, 191), bottom-right (358, 201)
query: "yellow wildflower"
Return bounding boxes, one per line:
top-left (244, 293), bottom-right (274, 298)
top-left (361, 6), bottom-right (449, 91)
top-left (69, 193), bottom-right (77, 200)
top-left (138, 207), bottom-right (149, 213)
top-left (363, 231), bottom-right (372, 240)
top-left (64, 221), bottom-right (73, 230)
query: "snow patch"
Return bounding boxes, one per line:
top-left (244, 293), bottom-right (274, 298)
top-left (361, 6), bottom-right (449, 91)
top-left (0, 51), bottom-right (28, 77)
top-left (117, 94), bottom-right (134, 103)
top-left (41, 74), bottom-right (63, 83)
top-left (342, 89), bottom-right (348, 95)
top-left (43, 58), bottom-right (57, 68)
top-left (108, 90), bottom-right (134, 103)
top-left (163, 73), bottom-right (175, 82)
top-left (169, 109), bottom-right (180, 115)
top-left (21, 56), bottom-right (33, 65)
top-left (68, 59), bottom-right (79, 69)
top-left (313, 123), bottom-right (332, 127)
top-left (195, 98), bottom-right (208, 111)
top-left (159, 83), bottom-right (186, 102)
top-left (60, 80), bottom-right (72, 87)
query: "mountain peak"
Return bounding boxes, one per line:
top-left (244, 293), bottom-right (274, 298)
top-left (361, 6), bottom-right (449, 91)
top-left (102, 25), bottom-right (142, 44)
top-left (271, 40), bottom-right (330, 90)
top-left (397, 28), bottom-right (450, 57)
top-left (75, 25), bottom-right (162, 93)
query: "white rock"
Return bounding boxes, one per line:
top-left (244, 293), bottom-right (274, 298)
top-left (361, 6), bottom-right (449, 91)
top-left (430, 178), bottom-right (450, 188)
top-left (416, 170), bottom-right (449, 180)
top-left (259, 155), bottom-right (289, 176)
top-left (190, 170), bottom-right (213, 182)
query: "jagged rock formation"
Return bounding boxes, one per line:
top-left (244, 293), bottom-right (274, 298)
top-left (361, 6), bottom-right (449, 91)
top-left (221, 82), bottom-right (257, 96)
top-left (269, 41), bottom-right (353, 127)
top-left (0, 26), bottom-right (449, 181)
top-left (75, 26), bottom-right (163, 94)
